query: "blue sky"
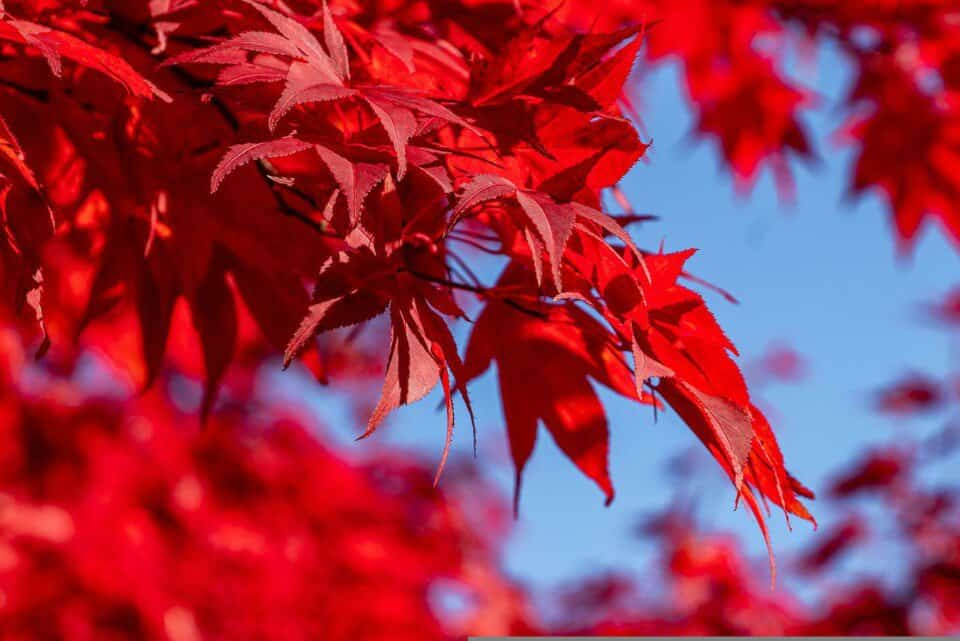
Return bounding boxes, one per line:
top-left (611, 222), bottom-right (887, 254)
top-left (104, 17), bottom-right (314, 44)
top-left (270, 42), bottom-right (959, 606)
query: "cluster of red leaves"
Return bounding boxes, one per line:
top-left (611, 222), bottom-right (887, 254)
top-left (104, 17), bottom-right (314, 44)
top-left (0, 328), bottom-right (539, 640)
top-left (0, 0), bottom-right (815, 561)
top-left (636, 0), bottom-right (813, 198)
top-left (556, 0), bottom-right (960, 249)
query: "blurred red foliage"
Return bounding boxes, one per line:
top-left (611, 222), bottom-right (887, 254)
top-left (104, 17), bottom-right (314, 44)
top-left (606, 0), bottom-right (960, 248)
top-left (876, 375), bottom-right (943, 416)
top-left (553, 440), bottom-right (959, 637)
top-left (929, 287), bottom-right (960, 328)
top-left (0, 328), bottom-right (538, 640)
top-left (1, 294), bottom-right (958, 637)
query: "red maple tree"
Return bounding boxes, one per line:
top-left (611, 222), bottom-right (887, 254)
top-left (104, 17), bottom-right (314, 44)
top-left (0, 0), bottom-right (957, 637)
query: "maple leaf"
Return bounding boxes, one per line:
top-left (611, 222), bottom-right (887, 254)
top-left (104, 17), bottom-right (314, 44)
top-left (243, 0), bottom-right (346, 83)
top-left (368, 293), bottom-right (476, 486)
top-left (0, 13), bottom-right (170, 101)
top-left (210, 137), bottom-right (314, 193)
top-left (313, 145), bottom-right (389, 227)
top-left (211, 138), bottom-right (388, 228)
top-left (638, 253), bottom-right (814, 543)
top-left (282, 247), bottom-right (474, 483)
top-left (844, 62), bottom-right (960, 249)
top-left (172, 0), bottom-right (480, 181)
top-left (270, 76), bottom-right (357, 132)
top-left (560, 241), bottom-right (813, 568)
top-left (658, 381), bottom-right (755, 491)
top-left (462, 265), bottom-right (647, 510)
top-left (165, 0), bottom-right (350, 127)
top-left (656, 381), bottom-right (815, 581)
top-left (452, 174), bottom-right (642, 290)
top-left (282, 254), bottom-right (391, 369)
top-left (690, 57), bottom-right (812, 196)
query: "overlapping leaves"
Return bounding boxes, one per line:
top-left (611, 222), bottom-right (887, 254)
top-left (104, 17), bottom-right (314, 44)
top-left (0, 0), bottom-right (814, 559)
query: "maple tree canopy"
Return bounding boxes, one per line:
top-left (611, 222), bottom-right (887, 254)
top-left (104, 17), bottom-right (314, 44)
top-left (3, 0), bottom-right (958, 576)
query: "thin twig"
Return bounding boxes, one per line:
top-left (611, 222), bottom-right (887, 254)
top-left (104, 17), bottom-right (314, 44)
top-left (449, 235), bottom-right (502, 254)
top-left (406, 269), bottom-right (549, 319)
top-left (255, 162), bottom-right (337, 236)
top-left (406, 270), bottom-right (486, 294)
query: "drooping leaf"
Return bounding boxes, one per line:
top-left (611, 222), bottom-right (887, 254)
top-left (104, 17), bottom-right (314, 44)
top-left (462, 267), bottom-right (645, 509)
